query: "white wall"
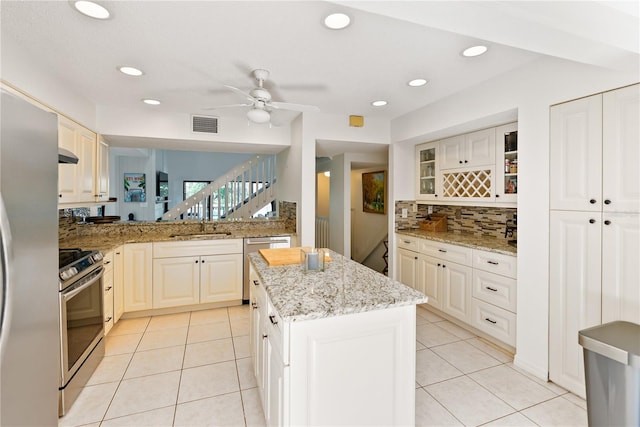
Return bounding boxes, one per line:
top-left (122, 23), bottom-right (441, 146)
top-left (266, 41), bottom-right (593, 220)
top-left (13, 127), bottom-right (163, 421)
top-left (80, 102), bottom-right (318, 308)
top-left (389, 56), bottom-right (638, 380)
top-left (108, 151), bottom-right (157, 221)
top-left (1, 36), bottom-right (96, 128)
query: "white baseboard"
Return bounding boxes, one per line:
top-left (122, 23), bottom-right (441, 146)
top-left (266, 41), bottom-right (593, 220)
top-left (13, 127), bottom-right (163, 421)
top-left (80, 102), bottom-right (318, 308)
top-left (513, 354), bottom-right (548, 381)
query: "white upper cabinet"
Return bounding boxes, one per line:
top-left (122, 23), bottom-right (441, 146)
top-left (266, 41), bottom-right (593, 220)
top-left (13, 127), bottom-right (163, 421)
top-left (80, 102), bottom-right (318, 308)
top-left (550, 94), bottom-right (603, 211)
top-left (415, 141), bottom-right (440, 201)
top-left (495, 122), bottom-right (518, 204)
top-left (602, 84), bottom-right (640, 213)
top-left (440, 129), bottom-right (495, 170)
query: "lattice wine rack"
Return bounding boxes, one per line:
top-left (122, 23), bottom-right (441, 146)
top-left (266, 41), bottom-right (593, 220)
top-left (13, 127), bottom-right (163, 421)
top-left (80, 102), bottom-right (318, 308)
top-left (442, 169), bottom-right (493, 198)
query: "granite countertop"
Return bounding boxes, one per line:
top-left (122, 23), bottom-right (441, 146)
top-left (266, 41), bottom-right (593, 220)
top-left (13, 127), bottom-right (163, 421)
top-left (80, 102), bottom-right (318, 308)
top-left (395, 229), bottom-right (517, 256)
top-left (60, 228), bottom-right (294, 253)
top-left (249, 250), bottom-right (427, 322)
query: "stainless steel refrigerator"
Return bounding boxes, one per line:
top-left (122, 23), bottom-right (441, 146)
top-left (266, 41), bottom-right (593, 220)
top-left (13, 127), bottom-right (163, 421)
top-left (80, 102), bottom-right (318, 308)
top-left (1, 89), bottom-right (60, 425)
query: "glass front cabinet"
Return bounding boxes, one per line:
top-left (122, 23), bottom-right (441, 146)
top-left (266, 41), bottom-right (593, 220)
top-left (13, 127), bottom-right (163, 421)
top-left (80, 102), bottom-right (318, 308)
top-left (495, 122), bottom-right (518, 203)
top-left (416, 141), bottom-right (440, 201)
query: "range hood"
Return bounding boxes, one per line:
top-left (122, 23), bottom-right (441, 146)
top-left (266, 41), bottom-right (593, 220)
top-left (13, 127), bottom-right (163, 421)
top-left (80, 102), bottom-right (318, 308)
top-left (58, 148), bottom-right (78, 164)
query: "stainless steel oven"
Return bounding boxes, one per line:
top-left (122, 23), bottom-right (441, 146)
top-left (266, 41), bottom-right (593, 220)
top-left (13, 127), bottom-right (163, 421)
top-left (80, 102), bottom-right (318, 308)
top-left (58, 249), bottom-right (105, 416)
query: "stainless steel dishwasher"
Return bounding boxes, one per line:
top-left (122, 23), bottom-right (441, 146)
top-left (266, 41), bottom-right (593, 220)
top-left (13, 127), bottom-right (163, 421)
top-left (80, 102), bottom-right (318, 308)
top-left (243, 236), bottom-right (291, 302)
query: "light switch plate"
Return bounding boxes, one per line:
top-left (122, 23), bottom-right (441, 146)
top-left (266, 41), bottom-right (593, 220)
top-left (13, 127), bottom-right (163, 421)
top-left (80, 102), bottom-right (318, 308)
top-left (401, 208), bottom-right (408, 218)
top-left (412, 203), bottom-right (417, 212)
top-left (427, 205), bottom-right (433, 214)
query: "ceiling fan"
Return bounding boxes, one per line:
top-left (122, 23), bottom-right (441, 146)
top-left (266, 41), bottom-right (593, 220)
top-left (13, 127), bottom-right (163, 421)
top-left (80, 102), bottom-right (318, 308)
top-left (206, 69), bottom-right (320, 124)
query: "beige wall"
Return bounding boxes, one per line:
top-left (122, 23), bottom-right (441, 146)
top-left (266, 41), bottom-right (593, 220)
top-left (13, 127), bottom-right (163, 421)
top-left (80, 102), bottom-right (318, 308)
top-left (316, 172), bottom-right (330, 218)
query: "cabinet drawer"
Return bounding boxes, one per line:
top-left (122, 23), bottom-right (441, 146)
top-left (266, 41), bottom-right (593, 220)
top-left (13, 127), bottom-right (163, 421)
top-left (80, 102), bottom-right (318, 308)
top-left (472, 249), bottom-right (516, 278)
top-left (472, 270), bottom-right (517, 312)
top-left (153, 239), bottom-right (243, 258)
top-left (470, 299), bottom-right (516, 346)
top-left (104, 284), bottom-right (114, 335)
top-left (420, 240), bottom-right (472, 266)
top-left (103, 251), bottom-right (114, 274)
top-left (396, 235), bottom-right (419, 251)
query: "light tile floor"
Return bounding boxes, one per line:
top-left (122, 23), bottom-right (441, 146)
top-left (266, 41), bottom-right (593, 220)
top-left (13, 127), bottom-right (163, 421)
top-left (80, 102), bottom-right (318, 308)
top-left (59, 304), bottom-right (588, 427)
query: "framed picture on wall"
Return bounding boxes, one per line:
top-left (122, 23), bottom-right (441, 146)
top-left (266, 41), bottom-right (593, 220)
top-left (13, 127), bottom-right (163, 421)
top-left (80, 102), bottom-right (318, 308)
top-left (362, 171), bottom-right (386, 214)
top-left (124, 173), bottom-right (146, 202)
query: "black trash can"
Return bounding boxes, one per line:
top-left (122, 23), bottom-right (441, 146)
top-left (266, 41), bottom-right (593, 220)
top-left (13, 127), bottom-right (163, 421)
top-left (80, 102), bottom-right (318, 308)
top-left (578, 321), bottom-right (640, 427)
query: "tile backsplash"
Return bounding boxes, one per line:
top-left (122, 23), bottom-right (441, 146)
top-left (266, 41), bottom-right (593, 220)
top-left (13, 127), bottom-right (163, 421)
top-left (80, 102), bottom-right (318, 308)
top-left (395, 201), bottom-right (517, 239)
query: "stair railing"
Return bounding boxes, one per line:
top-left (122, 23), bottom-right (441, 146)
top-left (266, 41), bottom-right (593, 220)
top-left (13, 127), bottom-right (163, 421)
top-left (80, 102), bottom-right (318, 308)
top-left (162, 154), bottom-right (277, 221)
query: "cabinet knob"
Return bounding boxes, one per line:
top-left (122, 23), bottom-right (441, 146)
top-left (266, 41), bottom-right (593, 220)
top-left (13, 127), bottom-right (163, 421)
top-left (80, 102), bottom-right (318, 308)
top-left (104, 286), bottom-right (112, 292)
top-left (604, 220), bottom-right (611, 225)
top-left (604, 199), bottom-right (611, 205)
top-left (437, 263), bottom-right (441, 267)
top-left (105, 317), bottom-right (112, 323)
top-left (589, 219), bottom-right (596, 224)
top-left (414, 256), bottom-right (418, 260)
top-left (459, 160), bottom-right (463, 164)
top-left (59, 194), bottom-right (62, 198)
top-left (464, 160), bottom-right (468, 163)
top-left (269, 315), bottom-right (278, 326)
top-left (442, 264), bottom-right (446, 268)
top-left (496, 194), bottom-right (500, 198)
top-left (434, 194), bottom-right (438, 197)
top-left (195, 260), bottom-right (199, 263)
top-left (590, 199), bottom-right (596, 204)
top-left (253, 280), bottom-right (259, 286)
top-left (201, 259), bottom-right (205, 263)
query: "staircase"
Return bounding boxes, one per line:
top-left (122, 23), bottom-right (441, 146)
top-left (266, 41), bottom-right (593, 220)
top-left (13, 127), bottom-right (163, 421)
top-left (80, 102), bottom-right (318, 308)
top-left (162, 154), bottom-right (277, 221)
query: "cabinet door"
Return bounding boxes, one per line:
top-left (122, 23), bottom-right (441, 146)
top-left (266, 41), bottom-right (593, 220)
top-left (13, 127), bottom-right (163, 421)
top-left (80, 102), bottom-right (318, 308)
top-left (494, 122), bottom-right (518, 203)
top-left (415, 141), bottom-right (440, 200)
top-left (57, 117), bottom-right (78, 203)
top-left (549, 210), bottom-right (602, 398)
top-left (418, 255), bottom-right (442, 310)
top-left (266, 336), bottom-right (287, 427)
top-left (442, 262), bottom-right (472, 322)
top-left (76, 127), bottom-right (97, 202)
top-left (440, 135), bottom-right (465, 169)
top-left (95, 137), bottom-right (109, 200)
top-left (123, 243), bottom-right (153, 312)
top-left (396, 248), bottom-right (418, 289)
top-left (113, 246), bottom-right (124, 322)
top-left (465, 128), bottom-right (495, 167)
top-left (152, 257), bottom-right (200, 308)
top-left (200, 253), bottom-right (243, 303)
top-left (550, 94), bottom-right (603, 211)
top-left (601, 213), bottom-right (640, 324)
top-left (603, 84), bottom-right (640, 213)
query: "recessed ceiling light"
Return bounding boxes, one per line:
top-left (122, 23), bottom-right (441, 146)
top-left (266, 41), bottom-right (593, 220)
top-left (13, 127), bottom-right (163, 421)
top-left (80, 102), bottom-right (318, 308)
top-left (324, 13), bottom-right (351, 30)
top-left (118, 66), bottom-right (144, 76)
top-left (408, 78), bottom-right (428, 87)
top-left (462, 45), bottom-right (488, 57)
top-left (142, 99), bottom-right (161, 105)
top-left (73, 1), bottom-right (110, 19)
top-left (371, 100), bottom-right (388, 107)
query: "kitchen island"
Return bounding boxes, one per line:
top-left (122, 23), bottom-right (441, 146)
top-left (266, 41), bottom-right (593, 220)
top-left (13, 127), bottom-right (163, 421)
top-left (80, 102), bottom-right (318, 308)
top-left (249, 250), bottom-right (426, 426)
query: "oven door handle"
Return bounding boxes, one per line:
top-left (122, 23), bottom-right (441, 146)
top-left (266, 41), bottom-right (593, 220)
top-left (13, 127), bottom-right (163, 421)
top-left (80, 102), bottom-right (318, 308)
top-left (62, 267), bottom-right (104, 301)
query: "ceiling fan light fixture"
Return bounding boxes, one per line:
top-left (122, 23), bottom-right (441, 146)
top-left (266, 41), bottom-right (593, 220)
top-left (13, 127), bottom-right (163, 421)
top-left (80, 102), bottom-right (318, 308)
top-left (118, 66), bottom-right (144, 76)
top-left (408, 78), bottom-right (428, 87)
top-left (324, 13), bottom-right (351, 30)
top-left (73, 1), bottom-right (110, 19)
top-left (247, 108), bottom-right (270, 124)
top-left (371, 100), bottom-right (388, 107)
top-left (462, 45), bottom-right (488, 57)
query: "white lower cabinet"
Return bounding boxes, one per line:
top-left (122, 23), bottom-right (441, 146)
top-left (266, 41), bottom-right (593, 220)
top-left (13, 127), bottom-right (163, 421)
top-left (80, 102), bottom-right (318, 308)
top-left (152, 240), bottom-right (243, 309)
top-left (250, 266), bottom-right (415, 426)
top-left (123, 243), bottom-right (153, 312)
top-left (396, 234), bottom-right (517, 348)
top-left (102, 250), bottom-right (115, 335)
top-left (113, 246), bottom-right (124, 322)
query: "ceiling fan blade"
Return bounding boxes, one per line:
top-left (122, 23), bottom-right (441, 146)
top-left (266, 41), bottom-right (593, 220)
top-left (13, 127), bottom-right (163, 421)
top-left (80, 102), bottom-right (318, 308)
top-left (270, 101), bottom-right (320, 112)
top-left (224, 85), bottom-right (256, 102)
top-left (203, 103), bottom-right (252, 110)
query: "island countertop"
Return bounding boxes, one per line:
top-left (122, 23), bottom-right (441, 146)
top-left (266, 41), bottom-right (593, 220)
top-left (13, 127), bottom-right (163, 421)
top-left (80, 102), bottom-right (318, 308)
top-left (249, 250), bottom-right (427, 322)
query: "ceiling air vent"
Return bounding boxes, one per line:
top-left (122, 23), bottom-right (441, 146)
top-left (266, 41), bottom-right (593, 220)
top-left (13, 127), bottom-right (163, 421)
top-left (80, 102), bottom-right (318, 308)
top-left (191, 115), bottom-right (218, 134)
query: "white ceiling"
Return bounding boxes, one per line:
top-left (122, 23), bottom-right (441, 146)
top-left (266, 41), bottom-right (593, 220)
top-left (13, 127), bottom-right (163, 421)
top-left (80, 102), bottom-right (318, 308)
top-left (1, 1), bottom-right (638, 153)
